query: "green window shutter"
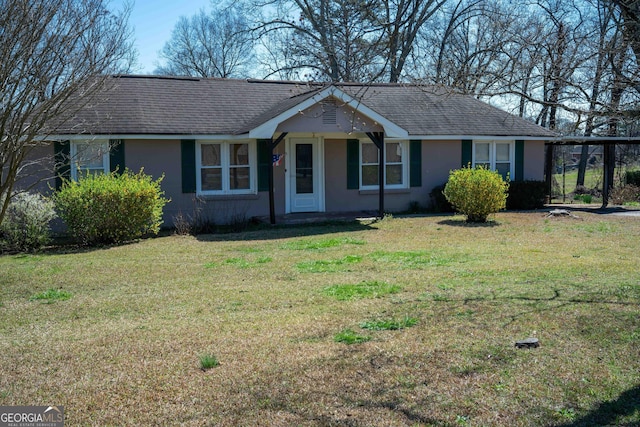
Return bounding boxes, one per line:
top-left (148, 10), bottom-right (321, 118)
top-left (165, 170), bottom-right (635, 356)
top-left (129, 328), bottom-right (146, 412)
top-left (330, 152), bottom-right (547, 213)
top-left (515, 140), bottom-right (524, 181)
top-left (347, 139), bottom-right (359, 189)
top-left (54, 140), bottom-right (70, 190)
top-left (257, 139), bottom-right (271, 192)
top-left (410, 140), bottom-right (422, 187)
top-left (181, 140), bottom-right (196, 193)
top-left (461, 139), bottom-right (472, 167)
top-left (109, 139), bottom-right (125, 174)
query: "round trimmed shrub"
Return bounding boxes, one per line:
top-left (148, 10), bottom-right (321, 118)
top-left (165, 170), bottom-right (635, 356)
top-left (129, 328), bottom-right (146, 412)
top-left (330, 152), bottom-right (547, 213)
top-left (1, 192), bottom-right (57, 252)
top-left (54, 169), bottom-right (169, 245)
top-left (443, 166), bottom-right (508, 222)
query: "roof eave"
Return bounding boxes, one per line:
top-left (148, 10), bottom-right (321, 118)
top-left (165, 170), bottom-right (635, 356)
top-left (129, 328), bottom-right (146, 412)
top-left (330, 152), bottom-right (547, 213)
top-left (38, 133), bottom-right (246, 141)
top-left (406, 134), bottom-right (557, 141)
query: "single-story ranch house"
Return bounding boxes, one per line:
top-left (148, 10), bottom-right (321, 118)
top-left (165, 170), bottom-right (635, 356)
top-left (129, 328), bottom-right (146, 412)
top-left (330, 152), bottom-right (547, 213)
top-left (32, 75), bottom-right (557, 225)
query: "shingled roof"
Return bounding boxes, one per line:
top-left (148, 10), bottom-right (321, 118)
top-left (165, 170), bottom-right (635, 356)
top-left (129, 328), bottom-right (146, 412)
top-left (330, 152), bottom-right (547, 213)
top-left (54, 75), bottom-right (557, 138)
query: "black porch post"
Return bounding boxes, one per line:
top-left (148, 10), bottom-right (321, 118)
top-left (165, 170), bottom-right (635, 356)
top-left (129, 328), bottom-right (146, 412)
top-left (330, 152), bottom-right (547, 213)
top-left (602, 143), bottom-right (616, 208)
top-left (367, 132), bottom-right (385, 218)
top-left (544, 143), bottom-right (555, 203)
top-left (268, 133), bottom-right (288, 225)
top-left (268, 141), bottom-right (276, 224)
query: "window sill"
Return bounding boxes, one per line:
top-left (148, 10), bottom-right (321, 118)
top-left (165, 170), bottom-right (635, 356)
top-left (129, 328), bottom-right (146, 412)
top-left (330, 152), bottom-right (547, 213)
top-left (195, 193), bottom-right (259, 201)
top-left (359, 188), bottom-right (411, 195)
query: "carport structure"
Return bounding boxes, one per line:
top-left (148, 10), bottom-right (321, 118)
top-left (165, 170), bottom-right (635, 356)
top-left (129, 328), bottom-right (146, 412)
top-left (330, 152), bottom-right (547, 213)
top-left (545, 137), bottom-right (640, 207)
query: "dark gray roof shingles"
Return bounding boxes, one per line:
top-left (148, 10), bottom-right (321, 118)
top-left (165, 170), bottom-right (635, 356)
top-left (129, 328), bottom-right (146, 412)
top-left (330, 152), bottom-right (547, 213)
top-left (56, 75), bottom-right (556, 138)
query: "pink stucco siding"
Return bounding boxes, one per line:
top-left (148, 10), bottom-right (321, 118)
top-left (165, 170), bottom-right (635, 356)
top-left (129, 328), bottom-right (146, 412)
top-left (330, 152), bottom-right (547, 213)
top-left (125, 139), bottom-right (273, 225)
top-left (14, 136), bottom-right (549, 229)
top-left (13, 144), bottom-right (56, 195)
top-left (524, 140), bottom-right (545, 180)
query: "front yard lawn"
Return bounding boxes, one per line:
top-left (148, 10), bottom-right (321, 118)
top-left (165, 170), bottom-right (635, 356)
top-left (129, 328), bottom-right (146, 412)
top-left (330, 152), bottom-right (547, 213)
top-left (1, 212), bottom-right (639, 426)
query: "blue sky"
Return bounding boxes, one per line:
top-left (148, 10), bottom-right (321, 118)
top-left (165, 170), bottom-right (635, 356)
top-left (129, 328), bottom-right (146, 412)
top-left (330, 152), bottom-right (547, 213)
top-left (115, 0), bottom-right (212, 74)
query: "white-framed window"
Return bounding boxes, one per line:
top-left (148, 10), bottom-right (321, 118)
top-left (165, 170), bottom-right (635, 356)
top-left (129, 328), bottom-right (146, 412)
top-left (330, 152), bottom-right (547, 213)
top-left (360, 140), bottom-right (409, 190)
top-left (70, 140), bottom-right (110, 180)
top-left (196, 140), bottom-right (256, 195)
top-left (473, 140), bottom-right (514, 180)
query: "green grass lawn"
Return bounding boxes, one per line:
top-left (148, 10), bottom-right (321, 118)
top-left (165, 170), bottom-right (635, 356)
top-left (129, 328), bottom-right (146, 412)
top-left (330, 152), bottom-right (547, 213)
top-left (1, 213), bottom-right (639, 426)
top-left (553, 168), bottom-right (603, 201)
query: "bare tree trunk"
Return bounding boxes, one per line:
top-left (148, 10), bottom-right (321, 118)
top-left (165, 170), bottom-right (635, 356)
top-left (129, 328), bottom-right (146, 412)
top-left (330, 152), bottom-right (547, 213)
top-left (576, 145), bottom-right (590, 186)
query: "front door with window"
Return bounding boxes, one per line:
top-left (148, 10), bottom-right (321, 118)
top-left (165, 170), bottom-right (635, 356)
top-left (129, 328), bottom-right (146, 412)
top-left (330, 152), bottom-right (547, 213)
top-left (286, 138), bottom-right (324, 213)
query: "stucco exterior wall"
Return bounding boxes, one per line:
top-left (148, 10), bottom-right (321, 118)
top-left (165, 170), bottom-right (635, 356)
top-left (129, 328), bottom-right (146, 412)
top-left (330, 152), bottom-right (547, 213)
top-left (15, 136), bottom-right (549, 230)
top-left (125, 139), bottom-right (272, 226)
top-left (324, 139), bottom-right (438, 216)
top-left (14, 144), bottom-right (56, 195)
top-left (422, 140), bottom-right (463, 208)
top-left (524, 140), bottom-right (545, 180)
top-left (121, 137), bottom-right (547, 223)
top-left (324, 138), bottom-right (362, 212)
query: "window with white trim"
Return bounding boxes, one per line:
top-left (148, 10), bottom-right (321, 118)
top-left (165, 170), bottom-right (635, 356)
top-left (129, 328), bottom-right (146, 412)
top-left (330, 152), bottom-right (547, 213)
top-left (473, 141), bottom-right (514, 180)
top-left (70, 141), bottom-right (110, 180)
top-left (196, 141), bottom-right (256, 195)
top-left (360, 140), bottom-right (409, 190)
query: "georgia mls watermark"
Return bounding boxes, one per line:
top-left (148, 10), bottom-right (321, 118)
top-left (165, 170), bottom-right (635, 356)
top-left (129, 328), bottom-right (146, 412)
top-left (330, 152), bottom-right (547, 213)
top-left (0, 406), bottom-right (64, 427)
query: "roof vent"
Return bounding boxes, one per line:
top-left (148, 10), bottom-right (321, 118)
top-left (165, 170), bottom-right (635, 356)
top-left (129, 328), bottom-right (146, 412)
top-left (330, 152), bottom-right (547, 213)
top-left (322, 99), bottom-right (337, 124)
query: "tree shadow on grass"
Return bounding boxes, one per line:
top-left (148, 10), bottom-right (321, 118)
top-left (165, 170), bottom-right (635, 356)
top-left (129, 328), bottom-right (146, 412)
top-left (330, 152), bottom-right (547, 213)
top-left (437, 218), bottom-right (501, 228)
top-left (557, 384), bottom-right (640, 427)
top-left (196, 219), bottom-right (377, 242)
top-left (454, 287), bottom-right (639, 329)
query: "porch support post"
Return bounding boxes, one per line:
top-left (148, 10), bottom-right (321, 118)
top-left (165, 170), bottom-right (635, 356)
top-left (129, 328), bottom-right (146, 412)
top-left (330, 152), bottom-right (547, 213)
top-left (367, 131), bottom-right (385, 218)
top-left (602, 143), bottom-right (615, 208)
top-left (268, 132), bottom-right (288, 225)
top-left (544, 143), bottom-right (554, 203)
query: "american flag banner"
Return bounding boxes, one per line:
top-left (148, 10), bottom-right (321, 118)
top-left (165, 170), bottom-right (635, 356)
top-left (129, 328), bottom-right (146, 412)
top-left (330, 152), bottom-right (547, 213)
top-left (272, 153), bottom-right (284, 166)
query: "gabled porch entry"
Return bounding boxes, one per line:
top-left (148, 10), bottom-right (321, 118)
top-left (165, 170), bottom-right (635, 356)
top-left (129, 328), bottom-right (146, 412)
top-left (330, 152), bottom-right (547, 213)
top-left (285, 137), bottom-right (325, 213)
top-left (252, 85), bottom-right (409, 223)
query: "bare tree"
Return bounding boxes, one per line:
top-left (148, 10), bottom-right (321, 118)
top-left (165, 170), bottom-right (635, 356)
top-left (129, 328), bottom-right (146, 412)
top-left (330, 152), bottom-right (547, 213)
top-left (416, 0), bottom-right (514, 94)
top-left (0, 0), bottom-right (134, 227)
top-left (156, 4), bottom-right (255, 78)
top-left (575, 0), bottom-right (620, 185)
top-left (605, 1), bottom-right (640, 83)
top-left (378, 0), bottom-right (448, 82)
top-left (254, 0), bottom-right (451, 82)
top-left (255, 0), bottom-right (384, 82)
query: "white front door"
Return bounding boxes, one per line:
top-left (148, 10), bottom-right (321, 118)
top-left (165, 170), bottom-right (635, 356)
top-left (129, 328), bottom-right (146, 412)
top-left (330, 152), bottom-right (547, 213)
top-left (286, 138), bottom-right (324, 213)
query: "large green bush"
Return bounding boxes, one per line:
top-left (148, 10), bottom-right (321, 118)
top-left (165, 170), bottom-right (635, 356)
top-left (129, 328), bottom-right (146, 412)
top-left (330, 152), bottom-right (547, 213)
top-left (54, 169), bottom-right (169, 245)
top-left (1, 192), bottom-right (57, 252)
top-left (443, 166), bottom-right (508, 222)
top-left (507, 180), bottom-right (547, 210)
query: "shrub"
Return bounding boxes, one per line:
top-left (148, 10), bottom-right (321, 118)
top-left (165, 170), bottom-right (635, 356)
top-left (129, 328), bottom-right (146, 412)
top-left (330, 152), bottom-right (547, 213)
top-left (429, 185), bottom-right (455, 212)
top-left (610, 184), bottom-right (640, 205)
top-left (625, 170), bottom-right (640, 186)
top-left (579, 194), bottom-right (593, 203)
top-left (172, 211), bottom-right (192, 236)
top-left (54, 169), bottom-right (169, 245)
top-left (1, 192), bottom-right (57, 252)
top-left (443, 166), bottom-right (508, 222)
top-left (506, 180), bottom-right (547, 210)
